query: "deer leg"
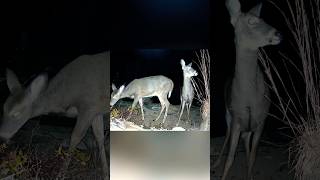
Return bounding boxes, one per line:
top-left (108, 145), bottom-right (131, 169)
top-left (221, 123), bottom-right (241, 180)
top-left (241, 132), bottom-right (252, 164)
top-left (92, 115), bottom-right (108, 180)
top-left (58, 110), bottom-right (93, 179)
top-left (139, 98), bottom-right (150, 127)
top-left (162, 98), bottom-right (170, 124)
top-left (154, 97), bottom-right (165, 122)
top-left (213, 126), bottom-right (230, 168)
top-left (177, 100), bottom-right (186, 126)
top-left (128, 98), bottom-right (139, 120)
top-left (247, 124), bottom-right (264, 179)
top-left (214, 109), bottom-right (232, 168)
top-left (138, 98), bottom-right (144, 121)
top-left (187, 102), bottom-right (193, 128)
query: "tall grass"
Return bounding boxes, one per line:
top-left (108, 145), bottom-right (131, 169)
top-left (259, 0), bottom-right (320, 179)
top-left (191, 49), bottom-right (211, 131)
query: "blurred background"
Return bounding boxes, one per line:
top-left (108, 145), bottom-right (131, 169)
top-left (110, 132), bottom-right (210, 180)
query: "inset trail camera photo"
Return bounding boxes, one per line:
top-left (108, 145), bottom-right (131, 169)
top-left (110, 49), bottom-right (210, 132)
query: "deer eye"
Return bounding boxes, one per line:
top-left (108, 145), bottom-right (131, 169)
top-left (10, 111), bottom-right (21, 118)
top-left (248, 17), bottom-right (260, 25)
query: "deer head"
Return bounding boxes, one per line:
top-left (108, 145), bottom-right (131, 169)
top-left (226, 0), bottom-right (282, 50)
top-left (180, 59), bottom-right (198, 78)
top-left (0, 69), bottom-right (47, 141)
top-left (110, 83), bottom-right (125, 107)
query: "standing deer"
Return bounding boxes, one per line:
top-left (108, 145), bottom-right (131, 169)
top-left (213, 0), bottom-right (282, 179)
top-left (0, 52), bottom-right (109, 179)
top-left (110, 75), bottom-right (174, 127)
top-left (177, 59), bottom-right (198, 127)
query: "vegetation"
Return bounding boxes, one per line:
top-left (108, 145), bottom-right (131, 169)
top-left (260, 0), bottom-right (320, 179)
top-left (191, 49), bottom-right (211, 131)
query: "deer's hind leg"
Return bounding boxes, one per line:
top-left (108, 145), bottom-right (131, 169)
top-left (162, 96), bottom-right (170, 124)
top-left (154, 95), bottom-right (165, 123)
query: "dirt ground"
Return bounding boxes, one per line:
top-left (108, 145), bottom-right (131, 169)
top-left (212, 137), bottom-right (294, 180)
top-left (110, 100), bottom-right (205, 131)
top-left (0, 119), bottom-right (106, 179)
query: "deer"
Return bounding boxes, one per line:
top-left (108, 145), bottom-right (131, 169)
top-left (177, 59), bottom-right (198, 127)
top-left (110, 75), bottom-right (174, 127)
top-left (0, 51), bottom-right (109, 179)
top-left (213, 0), bottom-right (282, 179)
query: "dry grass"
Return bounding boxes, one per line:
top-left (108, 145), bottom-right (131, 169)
top-left (0, 124), bottom-right (106, 179)
top-left (191, 49), bottom-right (211, 131)
top-left (110, 103), bottom-right (142, 124)
top-left (259, 0), bottom-right (320, 179)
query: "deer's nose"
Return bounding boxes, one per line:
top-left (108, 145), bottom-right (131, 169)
top-left (275, 31), bottom-right (282, 40)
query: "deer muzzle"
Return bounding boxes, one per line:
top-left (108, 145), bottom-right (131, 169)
top-left (273, 31), bottom-right (283, 43)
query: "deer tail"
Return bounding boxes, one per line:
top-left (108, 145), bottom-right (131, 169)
top-left (168, 81), bottom-right (174, 98)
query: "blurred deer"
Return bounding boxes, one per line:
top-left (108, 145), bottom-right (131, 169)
top-left (177, 59), bottom-right (198, 127)
top-left (0, 52), bottom-right (109, 179)
top-left (213, 0), bottom-right (282, 179)
top-left (111, 75), bottom-right (174, 127)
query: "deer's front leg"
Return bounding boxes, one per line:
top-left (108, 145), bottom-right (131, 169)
top-left (138, 98), bottom-right (144, 121)
top-left (92, 115), bottom-right (108, 180)
top-left (127, 98), bottom-right (139, 121)
top-left (58, 109), bottom-right (94, 179)
top-left (247, 122), bottom-right (264, 179)
top-left (222, 123), bottom-right (241, 180)
top-left (177, 100), bottom-right (186, 126)
top-left (241, 131), bottom-right (252, 164)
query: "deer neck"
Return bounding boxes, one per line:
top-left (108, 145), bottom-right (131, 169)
top-left (183, 75), bottom-right (193, 89)
top-left (30, 87), bottom-right (65, 118)
top-left (183, 76), bottom-right (192, 85)
top-left (120, 86), bottom-right (134, 99)
top-left (233, 46), bottom-right (260, 90)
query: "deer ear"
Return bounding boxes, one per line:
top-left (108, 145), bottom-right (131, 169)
top-left (118, 85), bottom-right (125, 94)
top-left (187, 62), bottom-right (192, 67)
top-left (112, 83), bottom-right (117, 91)
top-left (6, 68), bottom-right (22, 93)
top-left (28, 74), bottom-right (48, 102)
top-left (180, 59), bottom-right (186, 67)
top-left (249, 3), bottom-right (262, 17)
top-left (226, 0), bottom-right (241, 26)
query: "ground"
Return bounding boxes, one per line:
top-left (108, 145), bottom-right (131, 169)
top-left (212, 137), bottom-right (294, 180)
top-left (110, 100), bottom-right (204, 131)
top-left (0, 118), bottom-right (107, 179)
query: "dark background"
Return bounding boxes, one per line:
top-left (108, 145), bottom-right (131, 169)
top-left (0, 0), bottom-right (306, 142)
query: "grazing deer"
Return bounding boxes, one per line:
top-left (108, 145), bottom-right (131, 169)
top-left (0, 52), bottom-right (109, 179)
top-left (110, 75), bottom-right (174, 127)
top-left (177, 59), bottom-right (198, 127)
top-left (213, 0), bottom-right (282, 179)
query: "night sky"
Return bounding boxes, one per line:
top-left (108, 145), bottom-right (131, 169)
top-left (1, 0), bottom-right (307, 141)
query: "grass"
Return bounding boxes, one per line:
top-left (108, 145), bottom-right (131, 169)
top-left (259, 0), bottom-right (320, 179)
top-left (0, 121), bottom-right (107, 179)
top-left (191, 49), bottom-right (211, 131)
